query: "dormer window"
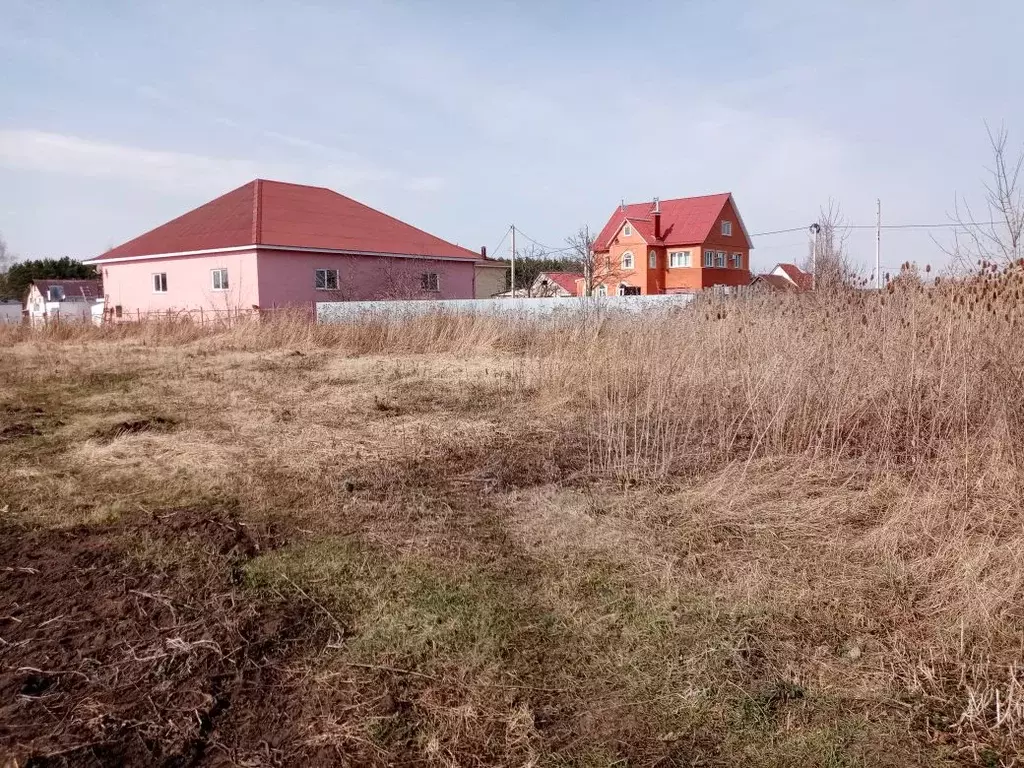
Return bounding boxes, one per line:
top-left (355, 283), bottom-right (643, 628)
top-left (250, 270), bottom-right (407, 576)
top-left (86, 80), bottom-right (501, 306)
top-left (47, 286), bottom-right (65, 301)
top-left (623, 223), bottom-right (632, 237)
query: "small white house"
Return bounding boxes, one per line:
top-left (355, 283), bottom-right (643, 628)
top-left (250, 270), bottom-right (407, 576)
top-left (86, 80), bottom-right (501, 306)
top-left (26, 279), bottom-right (104, 326)
top-left (495, 271), bottom-right (585, 299)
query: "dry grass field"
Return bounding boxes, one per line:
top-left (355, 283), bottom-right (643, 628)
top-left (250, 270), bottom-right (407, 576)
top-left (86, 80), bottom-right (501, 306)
top-left (3, 275), bottom-right (1024, 766)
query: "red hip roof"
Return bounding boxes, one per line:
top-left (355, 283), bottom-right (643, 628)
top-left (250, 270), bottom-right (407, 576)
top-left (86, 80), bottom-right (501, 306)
top-left (93, 179), bottom-right (481, 262)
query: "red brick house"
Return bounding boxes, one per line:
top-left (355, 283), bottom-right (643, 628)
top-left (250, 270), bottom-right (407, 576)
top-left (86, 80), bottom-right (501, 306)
top-left (591, 193), bottom-right (753, 295)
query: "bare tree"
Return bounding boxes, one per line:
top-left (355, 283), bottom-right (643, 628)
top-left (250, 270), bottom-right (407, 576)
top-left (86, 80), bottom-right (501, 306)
top-left (565, 225), bottom-right (632, 296)
top-left (376, 257), bottom-right (432, 300)
top-left (803, 200), bottom-right (859, 290)
top-left (565, 226), bottom-right (597, 297)
top-left (948, 124), bottom-right (1024, 271)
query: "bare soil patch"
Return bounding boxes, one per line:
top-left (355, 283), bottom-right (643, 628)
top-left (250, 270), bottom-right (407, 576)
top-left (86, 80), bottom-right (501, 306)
top-left (0, 508), bottom-right (331, 766)
top-left (0, 423), bottom-right (41, 442)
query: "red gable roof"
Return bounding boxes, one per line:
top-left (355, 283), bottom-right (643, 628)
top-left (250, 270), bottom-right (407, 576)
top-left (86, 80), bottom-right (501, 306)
top-left (594, 193), bottom-right (748, 251)
top-left (32, 279), bottom-right (103, 300)
top-left (540, 271), bottom-right (584, 296)
top-left (775, 263), bottom-right (813, 291)
top-left (91, 180), bottom-right (481, 262)
top-left (751, 274), bottom-right (797, 291)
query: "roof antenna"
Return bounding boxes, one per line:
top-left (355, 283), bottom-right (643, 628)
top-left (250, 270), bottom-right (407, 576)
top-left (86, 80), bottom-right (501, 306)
top-left (620, 198), bottom-right (626, 213)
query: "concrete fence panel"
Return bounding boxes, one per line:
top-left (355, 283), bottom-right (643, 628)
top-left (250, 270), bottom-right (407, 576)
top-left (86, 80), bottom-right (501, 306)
top-left (317, 294), bottom-right (695, 323)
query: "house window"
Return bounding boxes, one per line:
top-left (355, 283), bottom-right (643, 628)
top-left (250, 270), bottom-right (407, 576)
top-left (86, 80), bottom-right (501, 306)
top-left (704, 250), bottom-right (714, 268)
top-left (211, 268), bottom-right (229, 291)
top-left (669, 250), bottom-right (691, 268)
top-left (621, 251), bottom-right (635, 270)
top-left (715, 251), bottom-right (726, 268)
top-left (623, 223), bottom-right (632, 237)
top-left (315, 269), bottom-right (339, 290)
top-left (648, 250), bottom-right (657, 268)
top-left (597, 284), bottom-right (608, 297)
top-left (47, 286), bottom-right (65, 301)
top-left (153, 273), bottom-right (168, 293)
top-left (421, 272), bottom-right (440, 292)
top-left (721, 220), bottom-right (733, 236)
top-left (731, 253), bottom-right (743, 269)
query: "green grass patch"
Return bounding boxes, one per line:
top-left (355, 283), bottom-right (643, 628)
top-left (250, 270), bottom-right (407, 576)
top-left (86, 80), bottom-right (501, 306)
top-left (243, 536), bottom-right (563, 672)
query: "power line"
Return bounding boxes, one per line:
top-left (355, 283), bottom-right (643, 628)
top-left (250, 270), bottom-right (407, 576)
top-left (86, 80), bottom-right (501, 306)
top-left (490, 225), bottom-right (511, 257)
top-left (751, 220), bottom-right (1003, 238)
top-left (750, 226), bottom-right (809, 237)
top-left (514, 228), bottom-right (561, 252)
top-left (854, 221), bottom-right (1000, 231)
top-left (514, 228), bottom-right (578, 255)
top-left (528, 245), bottom-right (578, 255)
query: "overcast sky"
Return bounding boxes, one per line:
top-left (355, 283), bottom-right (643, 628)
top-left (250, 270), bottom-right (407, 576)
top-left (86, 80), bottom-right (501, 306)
top-left (1, 0), bottom-right (1022, 274)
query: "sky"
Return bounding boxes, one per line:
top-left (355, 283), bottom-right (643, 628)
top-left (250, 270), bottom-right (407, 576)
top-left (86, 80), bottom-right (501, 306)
top-left (1, 0), bottom-right (1023, 276)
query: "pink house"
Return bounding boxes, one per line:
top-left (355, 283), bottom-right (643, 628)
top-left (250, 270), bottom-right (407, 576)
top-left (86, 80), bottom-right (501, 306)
top-left (84, 179), bottom-right (507, 316)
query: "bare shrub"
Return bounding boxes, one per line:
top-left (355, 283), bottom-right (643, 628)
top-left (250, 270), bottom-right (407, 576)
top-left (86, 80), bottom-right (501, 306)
top-left (950, 124), bottom-right (1024, 271)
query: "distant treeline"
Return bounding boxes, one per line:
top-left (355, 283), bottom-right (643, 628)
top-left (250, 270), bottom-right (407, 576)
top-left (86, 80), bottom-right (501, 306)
top-left (0, 257), bottom-right (100, 301)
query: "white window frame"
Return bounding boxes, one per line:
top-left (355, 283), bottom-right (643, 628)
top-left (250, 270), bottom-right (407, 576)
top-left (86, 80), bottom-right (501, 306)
top-left (597, 284), bottom-right (608, 297)
top-left (152, 273), bottom-right (168, 293)
top-left (731, 252), bottom-right (743, 269)
top-left (623, 223), bottom-right (632, 237)
top-left (715, 251), bottom-right (726, 268)
top-left (721, 220), bottom-right (733, 236)
top-left (421, 272), bottom-right (440, 292)
top-left (669, 250), bottom-right (691, 268)
top-left (621, 250), bottom-right (635, 270)
top-left (648, 250), bottom-right (657, 269)
top-left (703, 250), bottom-right (714, 268)
top-left (211, 268), bottom-right (229, 291)
top-left (315, 268), bottom-right (339, 291)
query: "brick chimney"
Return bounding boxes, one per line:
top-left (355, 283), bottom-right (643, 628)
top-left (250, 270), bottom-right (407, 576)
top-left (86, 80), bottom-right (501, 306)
top-left (653, 197), bottom-right (661, 241)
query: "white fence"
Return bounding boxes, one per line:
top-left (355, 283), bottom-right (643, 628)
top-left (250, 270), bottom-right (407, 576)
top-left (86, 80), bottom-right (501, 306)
top-left (317, 294), bottom-right (695, 323)
top-left (28, 300), bottom-right (101, 326)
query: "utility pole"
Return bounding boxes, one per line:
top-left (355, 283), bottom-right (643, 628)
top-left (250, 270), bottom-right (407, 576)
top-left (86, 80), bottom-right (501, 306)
top-left (875, 198), bottom-right (881, 289)
top-left (510, 225), bottom-right (516, 297)
top-left (809, 222), bottom-right (821, 290)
